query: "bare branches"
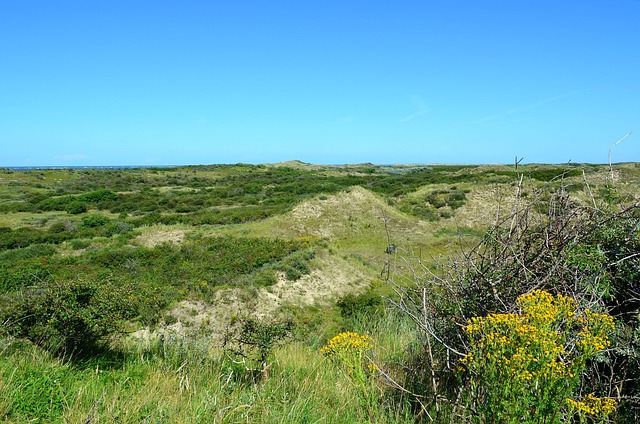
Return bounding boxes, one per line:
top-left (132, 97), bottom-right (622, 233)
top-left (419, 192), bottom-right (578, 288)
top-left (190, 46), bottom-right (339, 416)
top-left (385, 171), bottom-right (640, 420)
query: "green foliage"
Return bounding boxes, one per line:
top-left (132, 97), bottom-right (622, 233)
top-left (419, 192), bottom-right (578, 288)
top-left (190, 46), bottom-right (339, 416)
top-left (0, 164), bottom-right (549, 228)
top-left (273, 249), bottom-right (315, 281)
top-left (0, 259), bottom-right (50, 292)
top-left (81, 213), bottom-right (110, 228)
top-left (566, 244), bottom-right (614, 300)
top-left (526, 168), bottom-right (581, 181)
top-left (223, 317), bottom-right (294, 378)
top-left (398, 199), bottom-right (440, 221)
top-left (599, 186), bottom-right (621, 204)
top-left (1, 236), bottom-right (309, 334)
top-left (0, 243), bottom-right (56, 262)
top-left (337, 290), bottom-right (384, 319)
top-left (425, 188), bottom-right (468, 210)
top-left (233, 268), bottom-right (279, 288)
top-left (65, 200), bottom-right (87, 214)
top-left (69, 238), bottom-right (91, 250)
top-left (104, 221), bottom-right (134, 236)
top-left (78, 189), bottom-right (118, 203)
top-left (2, 279), bottom-right (140, 355)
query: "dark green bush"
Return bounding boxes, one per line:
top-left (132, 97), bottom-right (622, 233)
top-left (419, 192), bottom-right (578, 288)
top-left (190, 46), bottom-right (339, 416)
top-left (337, 290), bottom-right (383, 319)
top-left (2, 279), bottom-right (140, 355)
top-left (0, 260), bottom-right (50, 292)
top-left (79, 189), bottom-right (117, 203)
top-left (65, 201), bottom-right (87, 214)
top-left (70, 239), bottom-right (91, 250)
top-left (81, 214), bottom-right (110, 228)
top-left (244, 269), bottom-right (278, 287)
top-left (48, 221), bottom-right (67, 234)
top-left (276, 250), bottom-right (315, 281)
top-left (104, 221), bottom-right (133, 236)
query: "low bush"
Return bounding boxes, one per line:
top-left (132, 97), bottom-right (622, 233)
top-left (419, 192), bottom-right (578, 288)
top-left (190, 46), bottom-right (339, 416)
top-left (337, 291), bottom-right (384, 319)
top-left (65, 201), bottom-right (87, 214)
top-left (81, 214), bottom-right (110, 228)
top-left (2, 279), bottom-right (140, 356)
top-left (223, 316), bottom-right (294, 382)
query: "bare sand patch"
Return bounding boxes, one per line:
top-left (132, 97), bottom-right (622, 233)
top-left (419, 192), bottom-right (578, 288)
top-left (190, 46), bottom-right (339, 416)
top-left (134, 227), bottom-right (187, 247)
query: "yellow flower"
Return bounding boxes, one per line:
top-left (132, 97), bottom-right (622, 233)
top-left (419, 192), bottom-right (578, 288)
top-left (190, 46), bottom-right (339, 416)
top-left (567, 395), bottom-right (617, 416)
top-left (460, 290), bottom-right (616, 419)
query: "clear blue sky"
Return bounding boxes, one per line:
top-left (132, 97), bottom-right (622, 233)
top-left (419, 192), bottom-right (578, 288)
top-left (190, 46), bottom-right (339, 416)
top-left (2, 1), bottom-right (639, 166)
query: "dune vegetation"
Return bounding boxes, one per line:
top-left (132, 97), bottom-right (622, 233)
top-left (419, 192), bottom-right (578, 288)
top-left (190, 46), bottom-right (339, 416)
top-left (1, 162), bottom-right (639, 423)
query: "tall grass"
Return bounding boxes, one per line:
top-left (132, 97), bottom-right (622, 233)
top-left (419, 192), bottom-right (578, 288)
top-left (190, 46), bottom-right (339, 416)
top-left (0, 310), bottom-right (418, 423)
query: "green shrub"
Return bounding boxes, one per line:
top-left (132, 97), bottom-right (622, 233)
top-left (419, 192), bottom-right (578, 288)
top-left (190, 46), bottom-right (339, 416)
top-left (48, 221), bottom-right (67, 233)
top-left (104, 221), bottom-right (133, 236)
top-left (0, 244), bottom-right (56, 263)
top-left (337, 291), bottom-right (383, 319)
top-left (2, 279), bottom-right (140, 355)
top-left (276, 249), bottom-right (315, 281)
top-left (223, 317), bottom-right (294, 381)
top-left (81, 214), bottom-right (110, 228)
top-left (65, 201), bottom-right (87, 214)
top-left (252, 269), bottom-right (279, 287)
top-left (79, 189), bottom-right (117, 203)
top-left (69, 239), bottom-right (91, 250)
top-left (0, 260), bottom-right (50, 292)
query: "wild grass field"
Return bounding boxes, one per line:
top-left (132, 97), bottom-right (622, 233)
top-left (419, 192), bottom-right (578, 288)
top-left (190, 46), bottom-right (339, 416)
top-left (1, 162), bottom-right (639, 423)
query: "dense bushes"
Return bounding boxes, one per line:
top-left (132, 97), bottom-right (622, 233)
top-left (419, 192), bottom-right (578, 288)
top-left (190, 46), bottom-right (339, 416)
top-left (1, 279), bottom-right (140, 355)
top-left (390, 189), bottom-right (640, 422)
top-left (1, 165), bottom-right (606, 231)
top-left (0, 236), bottom-right (315, 352)
top-left (0, 224), bottom-right (135, 254)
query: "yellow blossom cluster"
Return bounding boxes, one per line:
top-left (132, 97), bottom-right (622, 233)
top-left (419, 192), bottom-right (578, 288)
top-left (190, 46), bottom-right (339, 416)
top-left (320, 331), bottom-right (379, 414)
top-left (575, 309), bottom-right (615, 355)
top-left (567, 394), bottom-right (617, 416)
top-left (320, 332), bottom-right (374, 380)
top-left (460, 290), bottom-right (616, 419)
top-left (517, 289), bottom-right (577, 328)
top-left (320, 332), bottom-right (373, 357)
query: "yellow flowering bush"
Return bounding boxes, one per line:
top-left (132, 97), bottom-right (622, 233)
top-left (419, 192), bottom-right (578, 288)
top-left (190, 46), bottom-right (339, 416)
top-left (460, 290), bottom-right (616, 423)
top-left (567, 394), bottom-right (618, 422)
top-left (321, 332), bottom-right (378, 419)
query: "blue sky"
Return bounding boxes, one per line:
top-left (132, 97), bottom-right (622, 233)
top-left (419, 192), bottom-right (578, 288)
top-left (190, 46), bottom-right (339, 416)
top-left (1, 1), bottom-right (639, 166)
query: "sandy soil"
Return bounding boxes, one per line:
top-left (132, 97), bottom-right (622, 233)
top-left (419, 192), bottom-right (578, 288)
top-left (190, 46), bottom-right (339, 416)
top-left (134, 227), bottom-right (187, 247)
top-left (133, 252), bottom-right (371, 343)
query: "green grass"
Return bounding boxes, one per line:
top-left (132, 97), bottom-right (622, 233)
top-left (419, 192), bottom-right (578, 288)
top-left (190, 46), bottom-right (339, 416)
top-left (0, 309), bottom-right (418, 423)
